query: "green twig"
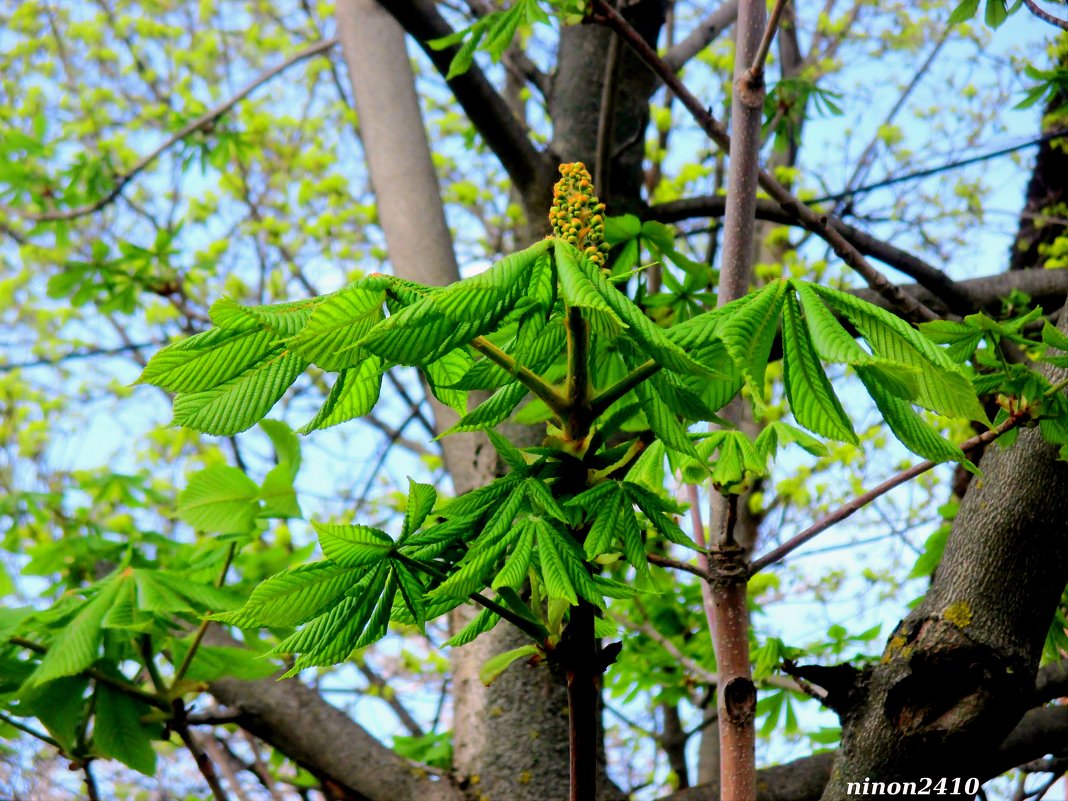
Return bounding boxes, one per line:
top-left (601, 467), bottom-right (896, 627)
top-left (393, 552), bottom-right (549, 643)
top-left (8, 636), bottom-right (171, 711)
top-left (172, 541), bottom-right (237, 688)
top-left (589, 358), bottom-right (661, 417)
top-left (471, 335), bottom-right (568, 414)
top-left (0, 710), bottom-right (61, 748)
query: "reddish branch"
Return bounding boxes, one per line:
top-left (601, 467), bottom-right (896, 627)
top-left (589, 0), bottom-right (939, 324)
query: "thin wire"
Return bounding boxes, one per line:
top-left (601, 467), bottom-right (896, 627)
top-left (810, 126), bottom-right (1068, 205)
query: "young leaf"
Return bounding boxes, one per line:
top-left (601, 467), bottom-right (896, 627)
top-left (31, 577), bottom-right (122, 686)
top-left (479, 645), bottom-right (539, 686)
top-left (718, 280), bottom-right (788, 404)
top-left (781, 292), bottom-right (858, 444)
top-left (211, 562), bottom-right (364, 628)
top-left (491, 519), bottom-right (536, 590)
top-left (315, 523), bottom-right (395, 568)
top-left (176, 465), bottom-right (260, 534)
top-left (445, 607), bottom-right (501, 647)
top-left (135, 327), bottom-right (278, 393)
top-left (855, 366), bottom-right (964, 463)
top-left (172, 350), bottom-right (307, 436)
top-left (400, 479), bottom-right (438, 542)
top-left (300, 354), bottom-right (384, 433)
top-left (93, 683), bottom-right (158, 775)
top-left (285, 286), bottom-right (385, 371)
top-left (536, 524), bottom-right (579, 605)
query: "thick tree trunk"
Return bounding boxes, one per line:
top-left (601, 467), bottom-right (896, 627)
top-left (821, 320), bottom-right (1068, 798)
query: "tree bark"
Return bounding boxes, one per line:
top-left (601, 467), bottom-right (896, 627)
top-left (820, 310), bottom-right (1068, 798)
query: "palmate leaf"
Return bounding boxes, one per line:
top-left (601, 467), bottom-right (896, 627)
top-left (424, 349), bottom-right (474, 414)
top-left (554, 239), bottom-right (706, 376)
top-left (444, 380), bottom-right (528, 434)
top-left (275, 566), bottom-right (390, 673)
top-left (210, 561), bottom-right (363, 628)
top-left (30, 576), bottom-right (123, 686)
top-left (315, 523), bottom-right (395, 568)
top-left (172, 350), bottom-right (307, 436)
top-left (176, 465), bottom-right (260, 534)
top-left (300, 354), bottom-right (384, 433)
top-left (535, 521), bottom-right (578, 605)
top-left (92, 683), bottom-right (158, 775)
top-left (781, 292), bottom-right (858, 444)
top-left (136, 327), bottom-right (278, 393)
top-left (445, 607), bottom-right (500, 647)
top-left (285, 286), bottom-right (386, 371)
top-left (792, 281), bottom-right (874, 365)
top-left (433, 487), bottom-right (527, 598)
top-left (810, 284), bottom-right (985, 422)
top-left (209, 296), bottom-right (319, 337)
top-left (491, 519), bottom-right (536, 590)
top-left (634, 379), bottom-right (700, 459)
top-left (554, 240), bottom-right (625, 336)
top-left (400, 479), bottom-right (438, 542)
top-left (855, 366), bottom-right (964, 463)
top-left (361, 241), bottom-right (546, 365)
top-left (718, 280), bottom-right (788, 406)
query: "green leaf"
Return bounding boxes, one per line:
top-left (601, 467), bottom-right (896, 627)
top-left (31, 578), bottom-right (122, 686)
top-left (18, 676), bottom-right (88, 752)
top-left (167, 640), bottom-right (276, 681)
top-left (443, 380), bottom-right (527, 434)
top-left (361, 242), bottom-right (545, 365)
top-left (136, 327), bottom-right (278, 393)
top-left (315, 523), bottom-right (395, 568)
top-left (434, 488), bottom-right (526, 598)
top-left (554, 240), bottom-right (625, 336)
top-left (209, 296), bottom-right (318, 337)
top-left (536, 524), bottom-right (578, 605)
top-left (93, 683), bottom-right (158, 775)
top-left (948, 0), bottom-right (980, 23)
top-left (172, 350), bottom-right (307, 436)
top-left (211, 562), bottom-right (364, 628)
top-left (811, 284), bottom-right (985, 422)
top-left (491, 519), bottom-right (536, 589)
top-left (855, 366), bottom-right (964, 463)
top-left (487, 429), bottom-right (528, 472)
top-left (261, 419), bottom-right (301, 473)
top-left (719, 280), bottom-right (788, 405)
top-left (984, 0), bottom-right (1009, 28)
top-left (401, 479), bottom-right (438, 541)
top-left (1043, 320), bottom-right (1068, 352)
top-left (259, 463), bottom-right (302, 518)
top-left (635, 380), bottom-right (700, 459)
top-left (479, 645), bottom-right (539, 686)
top-left (285, 286), bottom-right (385, 371)
top-left (792, 281), bottom-right (874, 365)
top-left (176, 465), bottom-right (260, 534)
top-left (553, 239), bottom-right (706, 375)
top-left (781, 292), bottom-right (858, 444)
top-left (424, 349), bottom-right (474, 415)
top-left (444, 607), bottom-right (500, 647)
top-left (300, 354), bottom-right (384, 433)
top-left (394, 562), bottom-right (428, 627)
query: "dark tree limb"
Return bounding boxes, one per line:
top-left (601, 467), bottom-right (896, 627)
top-left (376, 0), bottom-right (553, 203)
top-left (590, 0), bottom-right (939, 324)
top-left (648, 195), bottom-right (976, 313)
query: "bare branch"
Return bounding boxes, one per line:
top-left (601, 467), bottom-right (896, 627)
top-left (662, 0), bottom-right (740, 72)
top-left (590, 0), bottom-right (939, 323)
top-left (1, 38), bottom-right (338, 224)
top-left (749, 411), bottom-right (1029, 575)
top-left (1024, 0), bottom-right (1068, 30)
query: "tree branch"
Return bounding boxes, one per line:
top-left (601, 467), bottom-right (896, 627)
top-left (662, 0), bottom-right (741, 73)
top-left (376, 0), bottom-right (552, 201)
top-left (1, 38), bottom-right (338, 224)
top-left (1024, 0), bottom-right (1068, 30)
top-left (590, 0), bottom-right (939, 324)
